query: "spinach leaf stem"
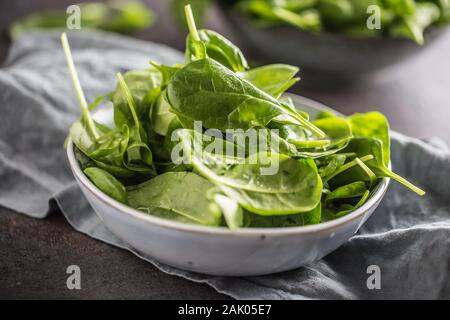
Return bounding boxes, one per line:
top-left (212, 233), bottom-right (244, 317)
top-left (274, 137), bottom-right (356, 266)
top-left (185, 5), bottom-right (200, 42)
top-left (60, 32), bottom-right (99, 139)
top-left (324, 154), bottom-right (374, 182)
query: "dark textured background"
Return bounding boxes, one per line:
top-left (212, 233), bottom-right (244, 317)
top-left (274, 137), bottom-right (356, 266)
top-left (1, 0), bottom-right (449, 299)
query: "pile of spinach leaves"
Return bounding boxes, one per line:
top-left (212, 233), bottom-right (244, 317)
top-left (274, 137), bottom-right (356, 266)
top-left (63, 5), bottom-right (425, 230)
top-left (235, 0), bottom-right (450, 44)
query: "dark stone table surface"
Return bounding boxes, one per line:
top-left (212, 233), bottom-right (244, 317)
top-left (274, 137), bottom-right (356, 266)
top-left (1, 0), bottom-right (449, 299)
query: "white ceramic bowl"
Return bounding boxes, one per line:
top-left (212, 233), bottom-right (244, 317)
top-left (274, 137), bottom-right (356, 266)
top-left (67, 94), bottom-right (390, 276)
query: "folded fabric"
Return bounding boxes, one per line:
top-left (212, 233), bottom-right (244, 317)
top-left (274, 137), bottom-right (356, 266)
top-left (1, 31), bottom-right (449, 299)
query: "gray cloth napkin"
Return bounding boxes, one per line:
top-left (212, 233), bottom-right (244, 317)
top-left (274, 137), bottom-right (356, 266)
top-left (1, 31), bottom-right (449, 300)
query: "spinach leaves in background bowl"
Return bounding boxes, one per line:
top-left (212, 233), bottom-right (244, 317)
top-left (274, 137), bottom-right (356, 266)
top-left (63, 5), bottom-right (425, 230)
top-left (9, 0), bottom-right (155, 39)
top-left (235, 0), bottom-right (449, 44)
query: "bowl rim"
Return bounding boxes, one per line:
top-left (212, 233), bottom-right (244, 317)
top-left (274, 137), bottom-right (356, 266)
top-left (67, 94), bottom-right (390, 236)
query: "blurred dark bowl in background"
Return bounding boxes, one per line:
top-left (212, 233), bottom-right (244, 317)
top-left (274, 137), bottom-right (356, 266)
top-left (219, 3), bottom-right (449, 80)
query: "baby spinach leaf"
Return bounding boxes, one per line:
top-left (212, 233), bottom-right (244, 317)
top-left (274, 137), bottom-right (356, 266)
top-left (279, 96), bottom-right (311, 120)
top-left (323, 154), bottom-right (373, 183)
top-left (390, 2), bottom-right (440, 44)
top-left (160, 117), bottom-right (185, 161)
top-left (84, 167), bottom-right (128, 204)
top-left (213, 194), bottom-right (244, 230)
top-left (187, 29), bottom-right (249, 72)
top-left (183, 4), bottom-right (208, 61)
top-left (313, 117), bottom-right (352, 148)
top-left (69, 119), bottom-right (98, 156)
top-left (112, 69), bottom-right (161, 128)
top-left (325, 181), bottom-right (367, 205)
top-left (177, 129), bottom-right (316, 193)
top-left (70, 120), bottom-right (139, 178)
top-left (167, 57), bottom-right (282, 130)
top-left (335, 190), bottom-right (370, 217)
top-left (116, 72), bottom-right (156, 175)
top-left (167, 57), bottom-right (324, 136)
top-left (127, 171), bottom-right (222, 226)
top-left (301, 201), bottom-right (322, 225)
top-left (324, 188), bottom-right (371, 219)
top-left (218, 152), bottom-right (322, 193)
top-left (242, 64), bottom-right (299, 98)
top-left (349, 111), bottom-right (390, 166)
top-left (220, 178), bottom-right (322, 215)
top-left (219, 158), bottom-right (322, 216)
top-left (74, 146), bottom-right (95, 170)
top-left (247, 201), bottom-right (321, 227)
top-left (93, 160), bottom-right (136, 179)
top-left (184, 4), bottom-right (248, 71)
top-left (150, 95), bottom-right (177, 136)
top-left (137, 206), bottom-right (201, 225)
top-left (177, 129), bottom-right (322, 215)
top-left (332, 137), bottom-right (425, 195)
top-left (150, 62), bottom-right (183, 88)
top-left (318, 154), bottom-right (347, 180)
top-left (355, 157), bottom-right (377, 187)
top-left (315, 110), bottom-right (337, 120)
top-left (268, 116), bottom-right (351, 158)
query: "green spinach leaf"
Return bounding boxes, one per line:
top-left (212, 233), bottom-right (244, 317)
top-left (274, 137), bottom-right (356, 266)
top-left (127, 171), bottom-right (221, 226)
top-left (349, 111), bottom-right (390, 166)
top-left (242, 64), bottom-right (299, 98)
top-left (332, 137), bottom-right (425, 195)
top-left (167, 57), bottom-right (324, 137)
top-left (112, 69), bottom-right (161, 128)
top-left (84, 167), bottom-right (128, 204)
top-left (187, 29), bottom-right (249, 72)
